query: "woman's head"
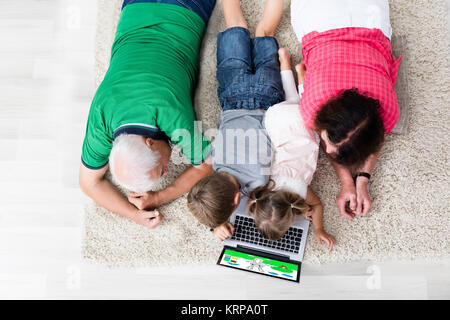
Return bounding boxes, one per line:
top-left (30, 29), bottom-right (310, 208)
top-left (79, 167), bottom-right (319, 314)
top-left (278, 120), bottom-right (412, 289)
top-left (315, 89), bottom-right (385, 168)
top-left (246, 180), bottom-right (311, 240)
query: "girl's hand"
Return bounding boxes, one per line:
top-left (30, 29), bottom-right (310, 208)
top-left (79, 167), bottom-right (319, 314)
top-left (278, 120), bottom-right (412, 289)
top-left (213, 222), bottom-right (235, 242)
top-left (302, 207), bottom-right (314, 221)
top-left (315, 229), bottom-right (336, 248)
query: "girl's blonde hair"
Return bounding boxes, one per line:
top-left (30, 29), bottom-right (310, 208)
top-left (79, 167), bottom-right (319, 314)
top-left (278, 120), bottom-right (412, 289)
top-left (246, 180), bottom-right (311, 240)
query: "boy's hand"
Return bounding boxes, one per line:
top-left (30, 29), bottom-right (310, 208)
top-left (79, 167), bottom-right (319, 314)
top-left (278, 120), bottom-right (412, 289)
top-left (132, 209), bottom-right (164, 230)
top-left (128, 191), bottom-right (161, 210)
top-left (213, 222), bottom-right (235, 242)
top-left (315, 229), bottom-right (336, 248)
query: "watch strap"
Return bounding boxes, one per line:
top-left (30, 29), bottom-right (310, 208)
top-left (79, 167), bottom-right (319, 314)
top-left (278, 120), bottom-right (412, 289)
top-left (355, 172), bottom-right (371, 181)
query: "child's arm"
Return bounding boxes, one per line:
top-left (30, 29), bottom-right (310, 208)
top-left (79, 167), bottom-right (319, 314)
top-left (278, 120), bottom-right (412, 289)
top-left (281, 70), bottom-right (300, 103)
top-left (213, 222), bottom-right (235, 242)
top-left (305, 187), bottom-right (336, 248)
top-left (278, 48), bottom-right (300, 103)
top-left (296, 62), bottom-right (306, 100)
top-left (278, 48), bottom-right (307, 104)
top-left (128, 156), bottom-right (214, 209)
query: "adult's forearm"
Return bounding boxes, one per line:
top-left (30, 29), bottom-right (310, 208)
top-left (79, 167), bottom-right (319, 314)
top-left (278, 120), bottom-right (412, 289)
top-left (327, 155), bottom-right (354, 187)
top-left (354, 153), bottom-right (379, 193)
top-left (358, 153), bottom-right (379, 175)
top-left (81, 179), bottom-right (137, 221)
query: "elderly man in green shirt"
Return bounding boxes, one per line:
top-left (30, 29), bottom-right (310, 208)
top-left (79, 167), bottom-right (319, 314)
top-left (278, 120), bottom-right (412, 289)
top-left (79, 0), bottom-right (216, 229)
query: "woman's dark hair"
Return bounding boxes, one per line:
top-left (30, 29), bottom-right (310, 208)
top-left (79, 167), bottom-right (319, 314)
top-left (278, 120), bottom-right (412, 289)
top-left (314, 89), bottom-right (385, 167)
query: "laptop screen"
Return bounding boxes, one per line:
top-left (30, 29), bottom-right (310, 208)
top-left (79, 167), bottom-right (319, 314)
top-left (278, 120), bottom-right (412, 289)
top-left (218, 248), bottom-right (300, 282)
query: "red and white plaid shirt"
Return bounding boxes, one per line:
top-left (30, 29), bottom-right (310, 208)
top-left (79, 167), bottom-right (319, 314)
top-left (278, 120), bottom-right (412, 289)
top-left (300, 27), bottom-right (402, 134)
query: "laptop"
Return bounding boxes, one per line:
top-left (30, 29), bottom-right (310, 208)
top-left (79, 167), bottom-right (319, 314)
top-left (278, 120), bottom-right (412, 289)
top-left (217, 196), bottom-right (310, 283)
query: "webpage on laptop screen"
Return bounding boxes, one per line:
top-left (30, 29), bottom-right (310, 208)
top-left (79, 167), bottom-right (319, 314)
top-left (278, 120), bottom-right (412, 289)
top-left (219, 249), bottom-right (299, 281)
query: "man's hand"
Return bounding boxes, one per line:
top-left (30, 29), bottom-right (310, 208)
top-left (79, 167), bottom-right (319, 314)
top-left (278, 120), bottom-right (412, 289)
top-left (355, 178), bottom-right (371, 216)
top-left (315, 228), bottom-right (336, 248)
top-left (337, 182), bottom-right (357, 220)
top-left (213, 222), bottom-right (235, 242)
top-left (132, 209), bottom-right (164, 229)
top-left (128, 191), bottom-right (161, 210)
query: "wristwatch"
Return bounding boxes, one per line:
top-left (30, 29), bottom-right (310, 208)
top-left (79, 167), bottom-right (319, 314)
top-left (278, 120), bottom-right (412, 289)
top-left (355, 172), bottom-right (371, 181)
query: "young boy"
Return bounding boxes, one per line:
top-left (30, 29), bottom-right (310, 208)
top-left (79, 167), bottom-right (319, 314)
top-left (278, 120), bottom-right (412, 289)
top-left (187, 0), bottom-right (286, 237)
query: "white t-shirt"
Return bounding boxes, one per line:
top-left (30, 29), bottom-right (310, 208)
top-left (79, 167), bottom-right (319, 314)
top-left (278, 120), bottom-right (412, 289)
top-left (264, 70), bottom-right (319, 199)
top-left (291, 0), bottom-right (393, 42)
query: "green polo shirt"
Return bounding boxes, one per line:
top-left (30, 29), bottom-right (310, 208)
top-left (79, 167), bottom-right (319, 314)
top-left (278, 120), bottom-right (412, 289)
top-left (81, 3), bottom-right (211, 169)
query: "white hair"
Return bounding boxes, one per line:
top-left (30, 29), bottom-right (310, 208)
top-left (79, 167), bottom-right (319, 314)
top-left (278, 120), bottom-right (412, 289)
top-left (109, 134), bottom-right (161, 193)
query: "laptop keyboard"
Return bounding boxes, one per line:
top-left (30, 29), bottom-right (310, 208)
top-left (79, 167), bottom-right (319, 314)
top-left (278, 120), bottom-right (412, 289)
top-left (231, 215), bottom-right (303, 254)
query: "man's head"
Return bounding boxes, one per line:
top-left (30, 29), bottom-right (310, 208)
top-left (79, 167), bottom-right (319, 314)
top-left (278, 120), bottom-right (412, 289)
top-left (187, 172), bottom-right (240, 228)
top-left (109, 134), bottom-right (172, 193)
top-left (315, 89), bottom-right (385, 168)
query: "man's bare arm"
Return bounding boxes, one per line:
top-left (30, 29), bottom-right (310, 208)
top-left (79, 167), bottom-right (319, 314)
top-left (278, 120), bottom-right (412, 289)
top-left (79, 163), bottom-right (162, 229)
top-left (128, 157), bottom-right (214, 209)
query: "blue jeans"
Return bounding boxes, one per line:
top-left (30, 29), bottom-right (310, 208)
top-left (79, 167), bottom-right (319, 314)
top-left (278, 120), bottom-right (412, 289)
top-left (217, 27), bottom-right (284, 111)
top-left (122, 0), bottom-right (216, 24)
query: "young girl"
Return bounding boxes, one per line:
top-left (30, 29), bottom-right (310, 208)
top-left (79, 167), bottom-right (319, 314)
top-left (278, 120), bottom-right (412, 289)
top-left (246, 48), bottom-right (336, 248)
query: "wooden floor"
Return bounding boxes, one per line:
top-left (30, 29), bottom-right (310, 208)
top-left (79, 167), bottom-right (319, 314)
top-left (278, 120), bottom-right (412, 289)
top-left (0, 0), bottom-right (449, 299)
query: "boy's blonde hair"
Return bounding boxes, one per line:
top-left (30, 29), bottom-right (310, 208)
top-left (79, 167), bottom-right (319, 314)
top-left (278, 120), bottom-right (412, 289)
top-left (246, 180), bottom-right (311, 240)
top-left (187, 172), bottom-right (239, 228)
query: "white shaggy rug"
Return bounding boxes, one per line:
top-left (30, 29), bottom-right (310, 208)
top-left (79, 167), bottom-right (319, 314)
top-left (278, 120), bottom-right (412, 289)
top-left (83, 0), bottom-right (450, 267)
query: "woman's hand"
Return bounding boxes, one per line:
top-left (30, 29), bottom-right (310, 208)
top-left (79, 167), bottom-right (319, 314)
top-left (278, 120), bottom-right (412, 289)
top-left (336, 182), bottom-right (357, 220)
top-left (315, 229), bottom-right (336, 248)
top-left (355, 178), bottom-right (371, 216)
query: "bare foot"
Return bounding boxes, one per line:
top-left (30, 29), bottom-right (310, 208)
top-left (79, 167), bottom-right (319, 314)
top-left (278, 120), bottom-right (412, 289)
top-left (255, 22), bottom-right (273, 37)
top-left (255, 0), bottom-right (284, 37)
top-left (278, 48), bottom-right (291, 71)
